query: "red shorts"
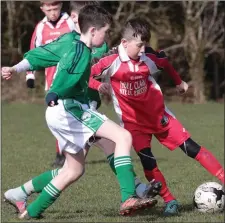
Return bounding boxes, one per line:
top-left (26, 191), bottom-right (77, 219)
top-left (127, 116), bottom-right (191, 152)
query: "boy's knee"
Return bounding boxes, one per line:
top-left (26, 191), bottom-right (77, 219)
top-left (138, 147), bottom-right (157, 170)
top-left (67, 167), bottom-right (85, 183)
top-left (121, 129), bottom-right (132, 146)
top-left (179, 138), bottom-right (201, 158)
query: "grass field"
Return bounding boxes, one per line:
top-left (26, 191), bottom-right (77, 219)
top-left (1, 102), bottom-right (224, 222)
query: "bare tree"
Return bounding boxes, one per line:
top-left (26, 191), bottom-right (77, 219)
top-left (2, 2), bottom-right (40, 65)
top-left (180, 1), bottom-right (224, 103)
top-left (109, 1), bottom-right (224, 103)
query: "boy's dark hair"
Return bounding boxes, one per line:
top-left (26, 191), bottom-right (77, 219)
top-left (70, 1), bottom-right (100, 13)
top-left (122, 18), bottom-right (151, 42)
top-left (78, 5), bottom-right (112, 33)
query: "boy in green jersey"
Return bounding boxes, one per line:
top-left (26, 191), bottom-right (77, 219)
top-left (3, 1), bottom-right (161, 207)
top-left (2, 5), bottom-right (157, 219)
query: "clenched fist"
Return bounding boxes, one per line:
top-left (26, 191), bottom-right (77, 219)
top-left (176, 81), bottom-right (188, 95)
top-left (1, 67), bottom-right (16, 80)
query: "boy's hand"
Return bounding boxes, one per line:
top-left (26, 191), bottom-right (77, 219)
top-left (49, 101), bottom-right (56, 107)
top-left (45, 92), bottom-right (59, 107)
top-left (176, 81), bottom-right (188, 95)
top-left (1, 67), bottom-right (16, 80)
top-left (98, 83), bottom-right (111, 95)
top-left (98, 83), bottom-right (112, 104)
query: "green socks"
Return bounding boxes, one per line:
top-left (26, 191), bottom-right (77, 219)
top-left (27, 183), bottom-right (61, 218)
top-left (32, 169), bottom-right (59, 193)
top-left (114, 156), bottom-right (136, 202)
top-left (107, 153), bottom-right (116, 175)
top-left (107, 153), bottom-right (137, 177)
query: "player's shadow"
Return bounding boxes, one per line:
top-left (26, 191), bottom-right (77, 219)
top-left (179, 203), bottom-right (195, 213)
top-left (48, 209), bottom-right (93, 220)
top-left (102, 203), bottom-right (195, 218)
top-left (85, 157), bottom-right (168, 165)
top-left (85, 159), bottom-right (107, 165)
top-left (102, 206), bottom-right (162, 219)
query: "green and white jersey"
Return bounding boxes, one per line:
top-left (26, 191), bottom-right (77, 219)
top-left (48, 40), bottom-right (91, 104)
top-left (24, 31), bottom-right (108, 69)
top-left (24, 31), bottom-right (108, 107)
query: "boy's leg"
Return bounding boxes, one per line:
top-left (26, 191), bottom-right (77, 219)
top-left (4, 168), bottom-right (60, 213)
top-left (47, 100), bottom-right (157, 215)
top-left (21, 150), bottom-right (85, 219)
top-left (156, 115), bottom-right (224, 185)
top-left (95, 138), bottom-right (161, 198)
top-left (180, 139), bottom-right (224, 184)
top-left (52, 140), bottom-right (65, 167)
top-left (95, 118), bottom-right (157, 215)
top-left (155, 114), bottom-right (224, 214)
top-left (130, 130), bottom-right (176, 204)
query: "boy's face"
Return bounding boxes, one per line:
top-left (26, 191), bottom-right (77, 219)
top-left (41, 3), bottom-right (62, 22)
top-left (70, 10), bottom-right (79, 24)
top-left (91, 24), bottom-right (110, 47)
top-left (122, 35), bottom-right (146, 60)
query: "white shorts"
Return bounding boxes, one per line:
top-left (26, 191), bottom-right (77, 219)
top-left (45, 99), bottom-right (107, 154)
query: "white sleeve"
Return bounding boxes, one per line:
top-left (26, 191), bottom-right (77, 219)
top-left (13, 59), bottom-right (31, 73)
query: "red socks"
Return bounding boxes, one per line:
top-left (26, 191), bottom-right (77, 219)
top-left (195, 147), bottom-right (224, 184)
top-left (144, 167), bottom-right (176, 203)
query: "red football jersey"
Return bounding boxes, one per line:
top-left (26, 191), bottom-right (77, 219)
top-left (26, 13), bottom-right (74, 90)
top-left (90, 44), bottom-right (182, 133)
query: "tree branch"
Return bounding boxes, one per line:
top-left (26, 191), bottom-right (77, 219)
top-left (193, 1), bottom-right (207, 20)
top-left (163, 43), bottom-right (186, 52)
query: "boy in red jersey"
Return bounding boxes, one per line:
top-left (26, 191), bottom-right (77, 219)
top-left (26, 1), bottom-right (74, 90)
top-left (89, 17), bottom-right (224, 216)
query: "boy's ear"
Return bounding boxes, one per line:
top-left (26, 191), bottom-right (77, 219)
top-left (121, 38), bottom-right (128, 48)
top-left (90, 27), bottom-right (97, 36)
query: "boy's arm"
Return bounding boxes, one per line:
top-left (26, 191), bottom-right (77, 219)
top-left (1, 34), bottom-right (76, 81)
top-left (89, 48), bottom-right (117, 91)
top-left (24, 33), bottom-right (75, 71)
top-left (155, 51), bottom-right (189, 93)
top-left (146, 48), bottom-right (182, 85)
top-left (46, 44), bottom-right (91, 106)
top-left (89, 63), bottom-right (103, 91)
top-left (146, 47), bottom-right (188, 94)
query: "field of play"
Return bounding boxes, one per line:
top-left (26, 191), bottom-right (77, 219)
top-left (1, 102), bottom-right (224, 222)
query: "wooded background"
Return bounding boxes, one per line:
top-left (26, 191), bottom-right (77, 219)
top-left (1, 1), bottom-right (224, 103)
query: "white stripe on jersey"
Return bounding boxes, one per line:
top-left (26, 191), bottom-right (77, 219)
top-left (35, 22), bottom-right (44, 47)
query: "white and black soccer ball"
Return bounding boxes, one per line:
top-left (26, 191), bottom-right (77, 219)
top-left (193, 182), bottom-right (224, 213)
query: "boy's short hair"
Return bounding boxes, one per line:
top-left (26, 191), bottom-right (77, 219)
top-left (78, 5), bottom-right (112, 34)
top-left (122, 18), bottom-right (151, 42)
top-left (70, 1), bottom-right (100, 13)
top-left (40, 1), bottom-right (62, 6)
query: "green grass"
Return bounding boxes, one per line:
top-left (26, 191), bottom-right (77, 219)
top-left (1, 102), bottom-right (224, 222)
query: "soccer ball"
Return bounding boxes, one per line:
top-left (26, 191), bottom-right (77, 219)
top-left (193, 182), bottom-right (224, 213)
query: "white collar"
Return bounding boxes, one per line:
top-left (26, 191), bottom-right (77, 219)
top-left (118, 43), bottom-right (148, 62)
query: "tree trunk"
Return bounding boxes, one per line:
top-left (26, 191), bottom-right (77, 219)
top-left (184, 15), bottom-right (206, 103)
top-left (6, 1), bottom-right (16, 49)
top-left (189, 65), bottom-right (206, 103)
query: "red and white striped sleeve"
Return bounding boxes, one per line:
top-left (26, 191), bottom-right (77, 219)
top-left (26, 22), bottom-right (44, 79)
top-left (146, 47), bottom-right (182, 85)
